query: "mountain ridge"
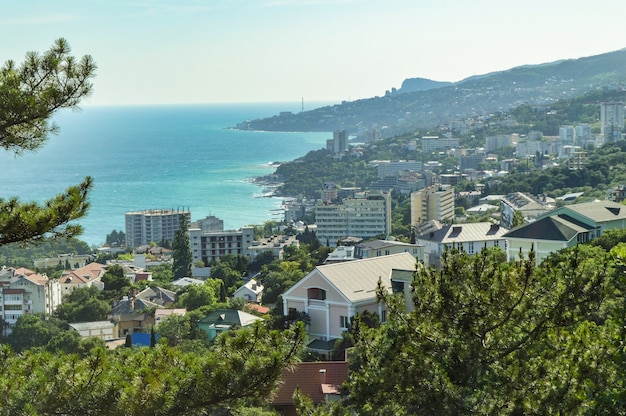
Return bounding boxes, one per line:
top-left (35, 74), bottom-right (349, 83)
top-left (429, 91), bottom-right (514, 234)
top-left (238, 48), bottom-right (626, 137)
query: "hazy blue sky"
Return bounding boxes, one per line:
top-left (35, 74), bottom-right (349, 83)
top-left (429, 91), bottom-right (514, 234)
top-left (2, 0), bottom-right (624, 106)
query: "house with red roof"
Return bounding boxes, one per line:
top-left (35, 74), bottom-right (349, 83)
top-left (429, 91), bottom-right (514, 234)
top-left (271, 361), bottom-right (348, 416)
top-left (0, 266), bottom-right (62, 334)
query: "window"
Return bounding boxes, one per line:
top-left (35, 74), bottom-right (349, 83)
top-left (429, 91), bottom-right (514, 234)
top-left (468, 242), bottom-right (474, 254)
top-left (391, 280), bottom-right (405, 294)
top-left (340, 315), bottom-right (350, 329)
top-left (381, 309), bottom-right (388, 323)
top-left (307, 288), bottom-right (327, 300)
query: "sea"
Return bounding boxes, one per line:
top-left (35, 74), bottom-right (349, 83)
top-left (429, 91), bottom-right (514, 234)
top-left (0, 102), bottom-right (334, 247)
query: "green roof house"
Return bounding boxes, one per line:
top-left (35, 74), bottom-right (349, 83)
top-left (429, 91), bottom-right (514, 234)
top-left (504, 200), bottom-right (626, 263)
top-left (197, 309), bottom-right (264, 341)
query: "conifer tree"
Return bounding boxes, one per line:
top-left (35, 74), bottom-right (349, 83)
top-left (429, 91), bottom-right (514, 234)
top-left (0, 39), bottom-right (96, 245)
top-left (173, 214), bottom-right (193, 280)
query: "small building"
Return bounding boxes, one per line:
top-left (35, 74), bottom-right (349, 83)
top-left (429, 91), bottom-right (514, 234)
top-left (353, 240), bottom-right (424, 262)
top-left (69, 321), bottom-right (117, 341)
top-left (416, 222), bottom-right (508, 267)
top-left (197, 309), bottom-right (264, 341)
top-left (233, 279), bottom-right (264, 303)
top-left (271, 361), bottom-right (349, 416)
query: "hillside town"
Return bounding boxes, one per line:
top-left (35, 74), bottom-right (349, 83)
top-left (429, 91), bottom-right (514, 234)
top-left (3, 31), bottom-right (626, 413)
top-left (2, 90), bottom-right (626, 412)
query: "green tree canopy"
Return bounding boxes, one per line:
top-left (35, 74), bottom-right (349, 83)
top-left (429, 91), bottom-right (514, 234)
top-left (173, 215), bottom-right (192, 280)
top-left (0, 321), bottom-right (306, 415)
top-left (339, 245), bottom-right (620, 415)
top-left (55, 286), bottom-right (110, 323)
top-left (0, 39), bottom-right (96, 246)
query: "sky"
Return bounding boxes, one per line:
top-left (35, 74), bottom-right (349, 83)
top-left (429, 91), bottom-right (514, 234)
top-left (1, 0), bottom-right (625, 106)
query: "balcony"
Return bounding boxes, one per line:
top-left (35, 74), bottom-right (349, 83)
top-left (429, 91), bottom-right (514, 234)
top-left (308, 299), bottom-right (326, 307)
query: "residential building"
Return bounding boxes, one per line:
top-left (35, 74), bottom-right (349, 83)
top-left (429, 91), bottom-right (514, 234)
top-left (125, 209), bottom-right (191, 247)
top-left (321, 182), bottom-right (338, 203)
top-left (326, 130), bottom-right (348, 153)
top-left (154, 308), bottom-right (187, 327)
top-left (233, 279), bottom-right (264, 303)
top-left (282, 253), bottom-right (418, 343)
top-left (69, 321), bottom-right (117, 341)
top-left (416, 223), bottom-right (508, 267)
top-left (135, 286), bottom-right (177, 307)
top-left (272, 361), bottom-right (348, 416)
top-left (247, 234), bottom-right (300, 261)
top-left (0, 267), bottom-right (62, 333)
top-left (607, 185), bottom-right (626, 202)
top-left (57, 262), bottom-right (106, 297)
top-left (353, 239), bottom-right (424, 262)
top-left (197, 309), bottom-right (264, 341)
top-left (371, 160), bottom-right (422, 178)
top-left (314, 191), bottom-right (392, 247)
top-left (559, 125), bottom-right (575, 143)
top-left (460, 153), bottom-right (486, 172)
top-left (189, 226), bottom-right (255, 264)
top-left (500, 192), bottom-right (555, 229)
top-left (34, 254), bottom-right (96, 271)
top-left (485, 134), bottom-right (514, 152)
top-left (109, 296), bottom-right (160, 336)
top-left (421, 136), bottom-right (459, 153)
top-left (324, 246), bottom-right (356, 263)
top-left (575, 124), bottom-right (592, 145)
top-left (410, 185), bottom-right (454, 226)
top-left (600, 102), bottom-right (624, 142)
top-left (504, 200), bottom-right (626, 263)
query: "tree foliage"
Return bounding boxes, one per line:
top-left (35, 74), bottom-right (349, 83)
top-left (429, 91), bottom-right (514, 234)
top-left (0, 39), bottom-right (96, 246)
top-left (339, 245), bottom-right (622, 415)
top-left (173, 214), bottom-right (192, 280)
top-left (55, 286), bottom-right (110, 323)
top-left (0, 321), bottom-right (306, 415)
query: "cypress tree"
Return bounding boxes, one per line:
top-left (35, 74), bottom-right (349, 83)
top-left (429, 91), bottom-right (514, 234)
top-left (172, 214), bottom-right (193, 280)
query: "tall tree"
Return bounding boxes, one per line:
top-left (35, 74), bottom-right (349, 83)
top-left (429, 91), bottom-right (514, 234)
top-left (0, 322), bottom-right (306, 415)
top-left (341, 245), bottom-right (617, 415)
top-left (0, 39), bottom-right (96, 246)
top-left (173, 214), bottom-right (192, 280)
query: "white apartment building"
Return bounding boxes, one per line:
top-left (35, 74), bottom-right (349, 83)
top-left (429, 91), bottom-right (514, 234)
top-left (125, 209), bottom-right (191, 247)
top-left (421, 136), bottom-right (460, 154)
top-left (0, 267), bottom-right (62, 334)
top-left (314, 191), bottom-right (392, 247)
top-left (600, 102), bottom-right (624, 142)
top-left (372, 160), bottom-right (422, 178)
top-left (189, 226), bottom-right (255, 265)
top-left (410, 185), bottom-right (455, 226)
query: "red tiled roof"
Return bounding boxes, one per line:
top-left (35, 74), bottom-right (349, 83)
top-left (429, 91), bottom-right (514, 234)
top-left (247, 303), bottom-right (270, 314)
top-left (272, 361), bottom-right (348, 405)
top-left (23, 273), bottom-right (49, 285)
top-left (14, 267), bottom-right (35, 276)
top-left (59, 262), bottom-right (106, 284)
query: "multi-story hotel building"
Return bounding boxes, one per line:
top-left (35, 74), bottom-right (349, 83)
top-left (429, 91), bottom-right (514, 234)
top-left (189, 226), bottom-right (255, 265)
top-left (600, 102), bottom-right (625, 142)
top-left (410, 185), bottom-right (454, 226)
top-left (125, 209), bottom-right (191, 247)
top-left (314, 191), bottom-right (391, 247)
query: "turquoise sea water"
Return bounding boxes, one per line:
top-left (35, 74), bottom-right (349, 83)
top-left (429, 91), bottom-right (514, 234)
top-left (0, 103), bottom-right (332, 246)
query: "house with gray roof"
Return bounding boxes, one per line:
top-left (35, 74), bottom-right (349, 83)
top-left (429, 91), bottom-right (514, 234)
top-left (504, 199), bottom-right (626, 263)
top-left (416, 222), bottom-right (508, 266)
top-left (281, 252), bottom-right (418, 345)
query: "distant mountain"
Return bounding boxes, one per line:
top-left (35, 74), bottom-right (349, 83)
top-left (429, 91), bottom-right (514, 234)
top-left (395, 77), bottom-right (452, 94)
top-left (238, 48), bottom-right (626, 137)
